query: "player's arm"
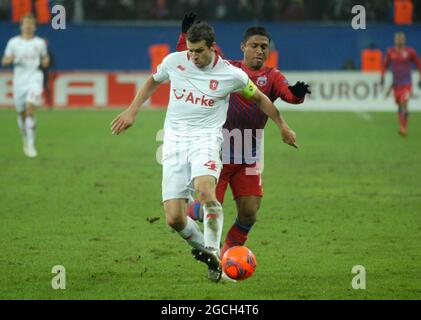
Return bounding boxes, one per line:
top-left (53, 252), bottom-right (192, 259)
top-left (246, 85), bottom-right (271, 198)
top-left (39, 39), bottom-right (50, 69)
top-left (273, 70), bottom-right (310, 104)
top-left (410, 49), bottom-right (421, 89)
top-left (111, 75), bottom-right (161, 135)
top-left (2, 40), bottom-right (15, 67)
top-left (241, 79), bottom-right (298, 148)
top-left (380, 50), bottom-right (391, 86)
top-left (1, 55), bottom-right (14, 66)
top-left (176, 12), bottom-right (224, 56)
top-left (41, 55), bottom-right (50, 69)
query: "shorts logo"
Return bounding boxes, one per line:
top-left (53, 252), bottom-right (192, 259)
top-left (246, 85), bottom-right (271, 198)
top-left (209, 80), bottom-right (219, 90)
top-left (256, 76), bottom-right (267, 87)
top-left (204, 160), bottom-right (217, 171)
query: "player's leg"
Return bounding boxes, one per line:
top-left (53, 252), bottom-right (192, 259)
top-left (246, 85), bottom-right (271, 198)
top-left (14, 91), bottom-right (29, 155)
top-left (24, 102), bottom-right (38, 157)
top-left (24, 82), bottom-right (44, 157)
top-left (192, 175), bottom-right (223, 282)
top-left (399, 100), bottom-right (409, 135)
top-left (400, 86), bottom-right (411, 135)
top-left (394, 85), bottom-right (410, 136)
top-left (194, 175), bottom-right (223, 251)
top-left (221, 196), bottom-right (261, 258)
top-left (187, 164), bottom-right (232, 222)
top-left (161, 139), bottom-right (204, 250)
top-left (221, 164), bottom-right (263, 258)
top-left (163, 199), bottom-right (204, 249)
top-left (18, 111), bottom-right (28, 153)
top-left (189, 135), bottom-right (225, 281)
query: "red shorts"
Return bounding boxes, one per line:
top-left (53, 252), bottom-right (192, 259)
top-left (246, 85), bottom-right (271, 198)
top-left (216, 163), bottom-right (263, 204)
top-left (393, 84), bottom-right (412, 104)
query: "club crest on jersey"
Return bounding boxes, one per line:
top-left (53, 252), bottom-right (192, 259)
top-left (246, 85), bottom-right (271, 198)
top-left (257, 76), bottom-right (267, 87)
top-left (209, 80), bottom-right (219, 90)
top-left (204, 160), bottom-right (217, 171)
top-left (177, 64), bottom-right (185, 71)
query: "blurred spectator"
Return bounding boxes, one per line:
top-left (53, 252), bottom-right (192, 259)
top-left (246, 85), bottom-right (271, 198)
top-left (342, 58), bottom-right (357, 70)
top-left (0, 0), bottom-right (9, 20)
top-left (0, 0), bottom-right (411, 22)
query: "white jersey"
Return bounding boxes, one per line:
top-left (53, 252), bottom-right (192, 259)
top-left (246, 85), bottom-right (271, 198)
top-left (152, 51), bottom-right (251, 136)
top-left (4, 36), bottom-right (47, 90)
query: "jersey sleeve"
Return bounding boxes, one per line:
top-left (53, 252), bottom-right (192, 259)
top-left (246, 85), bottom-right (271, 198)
top-left (409, 48), bottom-right (421, 76)
top-left (176, 33), bottom-right (188, 52)
top-left (230, 66), bottom-right (258, 98)
top-left (40, 39), bottom-right (48, 57)
top-left (152, 54), bottom-right (171, 82)
top-left (272, 69), bottom-right (304, 104)
top-left (381, 48), bottom-right (392, 77)
top-left (4, 39), bottom-right (14, 57)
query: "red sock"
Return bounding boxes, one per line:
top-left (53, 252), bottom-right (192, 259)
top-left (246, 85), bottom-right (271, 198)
top-left (403, 112), bottom-right (409, 130)
top-left (398, 112), bottom-right (405, 129)
top-left (221, 219), bottom-right (252, 258)
top-left (187, 199), bottom-right (202, 222)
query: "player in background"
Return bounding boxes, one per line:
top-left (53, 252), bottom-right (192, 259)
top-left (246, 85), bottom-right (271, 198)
top-left (111, 22), bottom-right (298, 282)
top-left (381, 32), bottom-right (421, 136)
top-left (178, 13), bottom-right (310, 261)
top-left (1, 13), bottom-right (49, 158)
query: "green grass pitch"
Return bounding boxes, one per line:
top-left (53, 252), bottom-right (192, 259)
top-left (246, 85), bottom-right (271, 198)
top-left (0, 108), bottom-right (420, 299)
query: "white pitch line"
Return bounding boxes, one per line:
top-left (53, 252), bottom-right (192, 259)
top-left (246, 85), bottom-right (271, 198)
top-left (354, 111), bottom-right (372, 121)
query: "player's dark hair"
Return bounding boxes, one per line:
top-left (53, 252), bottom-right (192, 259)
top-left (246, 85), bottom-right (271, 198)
top-left (21, 13), bottom-right (37, 25)
top-left (242, 26), bottom-right (271, 43)
top-left (186, 22), bottom-right (216, 48)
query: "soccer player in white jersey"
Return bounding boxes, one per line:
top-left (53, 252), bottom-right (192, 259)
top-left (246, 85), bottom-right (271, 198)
top-left (1, 14), bottom-right (50, 158)
top-left (111, 22), bottom-right (297, 282)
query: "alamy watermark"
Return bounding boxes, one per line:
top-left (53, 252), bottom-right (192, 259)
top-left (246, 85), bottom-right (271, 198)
top-left (51, 265), bottom-right (66, 290)
top-left (51, 5), bottom-right (66, 30)
top-left (351, 5), bottom-right (366, 30)
top-left (155, 122), bottom-right (265, 177)
top-left (352, 265), bottom-right (366, 290)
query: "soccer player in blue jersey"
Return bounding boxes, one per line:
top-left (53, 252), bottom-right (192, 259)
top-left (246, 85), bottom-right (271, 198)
top-left (177, 13), bottom-right (311, 263)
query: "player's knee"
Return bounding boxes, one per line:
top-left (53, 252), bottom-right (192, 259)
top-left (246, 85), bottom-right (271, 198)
top-left (195, 177), bottom-right (216, 203)
top-left (197, 190), bottom-right (214, 203)
top-left (196, 183), bottom-right (215, 203)
top-left (238, 209), bottom-right (257, 226)
top-left (165, 214), bottom-right (184, 231)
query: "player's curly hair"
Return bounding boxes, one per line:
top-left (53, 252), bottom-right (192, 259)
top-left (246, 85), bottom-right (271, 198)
top-left (186, 22), bottom-right (216, 48)
top-left (242, 27), bottom-right (271, 44)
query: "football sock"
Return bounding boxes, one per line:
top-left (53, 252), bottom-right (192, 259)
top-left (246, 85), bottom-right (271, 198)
top-left (203, 201), bottom-right (223, 252)
top-left (187, 199), bottom-right (203, 222)
top-left (397, 107), bottom-right (405, 129)
top-left (221, 218), bottom-right (253, 258)
top-left (403, 110), bottom-right (409, 130)
top-left (177, 216), bottom-right (204, 249)
top-left (17, 116), bottom-right (26, 139)
top-left (25, 116), bottom-right (36, 147)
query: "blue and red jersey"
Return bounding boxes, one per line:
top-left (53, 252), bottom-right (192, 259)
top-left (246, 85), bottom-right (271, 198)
top-left (382, 46), bottom-right (421, 87)
top-left (176, 33), bottom-right (304, 164)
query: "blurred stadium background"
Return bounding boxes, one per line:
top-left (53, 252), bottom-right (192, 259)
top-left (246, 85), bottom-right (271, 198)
top-left (1, 0), bottom-right (421, 300)
top-left (1, 0), bottom-right (421, 110)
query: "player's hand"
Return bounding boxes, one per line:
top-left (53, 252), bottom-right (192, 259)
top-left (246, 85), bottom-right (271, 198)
top-left (280, 125), bottom-right (298, 149)
top-left (182, 12), bottom-right (197, 33)
top-left (289, 81), bottom-right (311, 98)
top-left (111, 108), bottom-right (136, 135)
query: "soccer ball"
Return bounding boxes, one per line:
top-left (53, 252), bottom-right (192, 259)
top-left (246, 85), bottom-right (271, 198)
top-left (221, 246), bottom-right (256, 280)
